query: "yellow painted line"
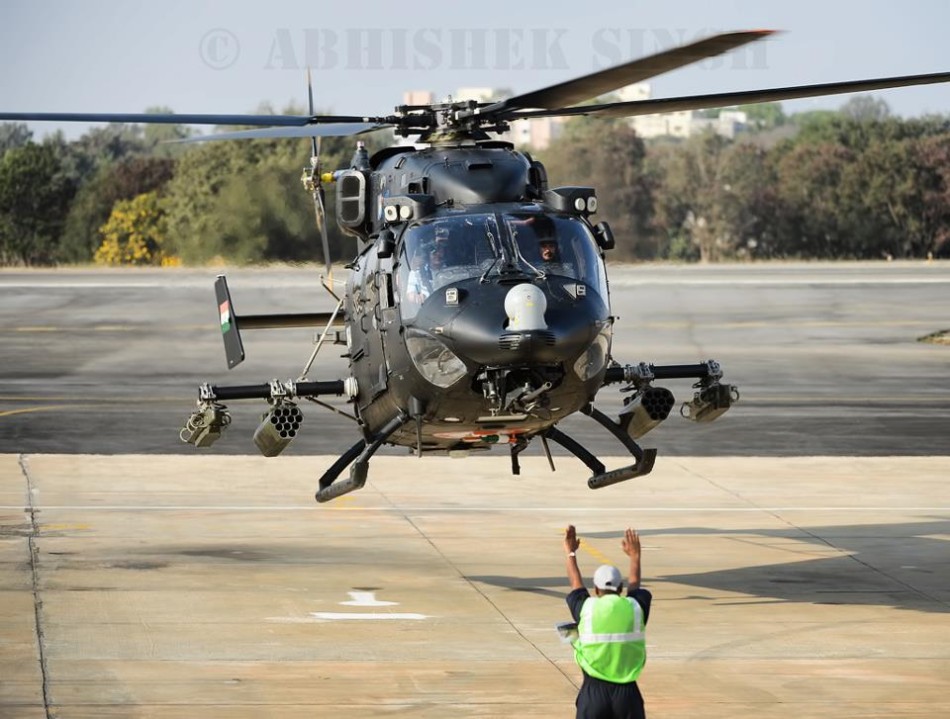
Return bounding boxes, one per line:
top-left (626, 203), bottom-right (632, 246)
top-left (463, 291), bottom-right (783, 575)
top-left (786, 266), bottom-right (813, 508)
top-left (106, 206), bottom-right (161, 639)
top-left (636, 319), bottom-right (936, 330)
top-left (0, 324), bottom-right (209, 332)
top-left (580, 542), bottom-right (614, 566)
top-left (561, 526), bottom-right (615, 565)
top-left (41, 523), bottom-right (91, 531)
top-left (0, 396), bottom-right (183, 402)
top-left (0, 404), bottom-right (90, 418)
top-left (740, 396), bottom-right (948, 404)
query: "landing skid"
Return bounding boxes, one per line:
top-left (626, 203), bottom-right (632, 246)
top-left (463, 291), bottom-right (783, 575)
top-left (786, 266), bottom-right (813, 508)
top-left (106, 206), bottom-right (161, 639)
top-left (543, 404), bottom-right (657, 489)
top-left (314, 413), bottom-right (408, 503)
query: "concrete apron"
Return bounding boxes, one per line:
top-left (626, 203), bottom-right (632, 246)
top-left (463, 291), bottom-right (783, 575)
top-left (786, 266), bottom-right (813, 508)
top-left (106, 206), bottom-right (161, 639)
top-left (2, 454), bottom-right (948, 718)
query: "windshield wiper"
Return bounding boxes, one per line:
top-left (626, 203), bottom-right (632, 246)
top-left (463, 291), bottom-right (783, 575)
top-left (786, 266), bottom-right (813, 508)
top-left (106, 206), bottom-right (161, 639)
top-left (479, 218), bottom-right (502, 283)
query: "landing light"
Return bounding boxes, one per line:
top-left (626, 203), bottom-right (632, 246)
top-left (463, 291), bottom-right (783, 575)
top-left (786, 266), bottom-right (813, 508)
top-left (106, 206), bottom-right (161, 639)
top-left (406, 333), bottom-right (467, 388)
top-left (573, 325), bottom-right (611, 380)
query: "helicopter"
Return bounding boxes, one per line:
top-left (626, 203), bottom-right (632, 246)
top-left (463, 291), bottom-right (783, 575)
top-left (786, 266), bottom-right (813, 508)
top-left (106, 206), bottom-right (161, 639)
top-left (5, 30), bottom-right (950, 503)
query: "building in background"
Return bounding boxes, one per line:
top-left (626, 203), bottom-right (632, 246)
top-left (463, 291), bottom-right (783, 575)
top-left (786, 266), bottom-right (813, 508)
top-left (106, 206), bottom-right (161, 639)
top-left (620, 83), bottom-right (747, 139)
top-left (400, 83), bottom-right (747, 148)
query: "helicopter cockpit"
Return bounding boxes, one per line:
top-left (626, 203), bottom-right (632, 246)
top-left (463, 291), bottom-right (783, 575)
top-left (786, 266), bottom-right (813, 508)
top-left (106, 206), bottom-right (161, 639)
top-left (397, 212), bottom-right (608, 318)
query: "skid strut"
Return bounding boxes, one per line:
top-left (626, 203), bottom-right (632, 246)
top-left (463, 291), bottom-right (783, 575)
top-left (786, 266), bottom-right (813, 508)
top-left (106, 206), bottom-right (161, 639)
top-left (315, 413), bottom-right (408, 503)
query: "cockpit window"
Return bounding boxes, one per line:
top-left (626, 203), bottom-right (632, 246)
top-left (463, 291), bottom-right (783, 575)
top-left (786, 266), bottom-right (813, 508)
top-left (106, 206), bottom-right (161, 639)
top-left (506, 213), bottom-right (608, 297)
top-left (398, 215), bottom-right (499, 317)
top-left (397, 212), bottom-right (608, 318)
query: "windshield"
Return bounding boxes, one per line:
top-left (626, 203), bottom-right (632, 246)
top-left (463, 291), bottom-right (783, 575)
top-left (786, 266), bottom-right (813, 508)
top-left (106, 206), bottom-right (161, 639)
top-left (397, 215), bottom-right (500, 317)
top-left (397, 211), bottom-right (609, 318)
top-left (506, 213), bottom-right (608, 296)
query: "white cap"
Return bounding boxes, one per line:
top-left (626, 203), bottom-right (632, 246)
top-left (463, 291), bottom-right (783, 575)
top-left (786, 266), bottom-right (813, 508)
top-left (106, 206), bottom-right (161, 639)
top-left (593, 564), bottom-right (623, 592)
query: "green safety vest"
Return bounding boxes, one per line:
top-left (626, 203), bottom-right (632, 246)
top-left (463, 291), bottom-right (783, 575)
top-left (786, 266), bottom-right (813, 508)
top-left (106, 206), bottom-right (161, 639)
top-left (573, 593), bottom-right (646, 683)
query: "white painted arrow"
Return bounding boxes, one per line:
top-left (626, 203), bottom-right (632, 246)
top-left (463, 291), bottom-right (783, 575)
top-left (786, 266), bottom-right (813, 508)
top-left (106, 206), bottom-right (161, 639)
top-left (340, 590), bottom-right (397, 607)
top-left (307, 590), bottom-right (430, 621)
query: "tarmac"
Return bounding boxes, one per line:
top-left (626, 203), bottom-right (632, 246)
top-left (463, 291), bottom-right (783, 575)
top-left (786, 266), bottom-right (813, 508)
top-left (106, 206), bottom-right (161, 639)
top-left (2, 453), bottom-right (948, 718)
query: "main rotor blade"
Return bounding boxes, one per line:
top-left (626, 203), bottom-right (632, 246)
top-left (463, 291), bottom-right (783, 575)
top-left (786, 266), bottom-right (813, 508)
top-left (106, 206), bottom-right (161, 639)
top-left (481, 30), bottom-right (774, 115)
top-left (0, 111), bottom-right (381, 127)
top-left (176, 123), bottom-right (390, 143)
top-left (512, 70), bottom-right (950, 120)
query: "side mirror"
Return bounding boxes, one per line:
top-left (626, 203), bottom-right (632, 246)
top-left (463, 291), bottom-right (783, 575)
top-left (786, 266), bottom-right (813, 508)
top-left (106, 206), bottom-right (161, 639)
top-left (376, 229), bottom-right (395, 259)
top-left (594, 221), bottom-right (615, 251)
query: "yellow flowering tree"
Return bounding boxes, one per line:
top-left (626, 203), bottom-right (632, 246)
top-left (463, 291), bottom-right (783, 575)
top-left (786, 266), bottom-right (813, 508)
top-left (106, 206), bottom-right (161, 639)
top-left (95, 191), bottom-right (179, 266)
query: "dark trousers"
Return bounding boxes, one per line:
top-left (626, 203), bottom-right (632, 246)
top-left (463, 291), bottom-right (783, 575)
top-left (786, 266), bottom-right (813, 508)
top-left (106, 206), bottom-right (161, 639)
top-left (575, 674), bottom-right (645, 719)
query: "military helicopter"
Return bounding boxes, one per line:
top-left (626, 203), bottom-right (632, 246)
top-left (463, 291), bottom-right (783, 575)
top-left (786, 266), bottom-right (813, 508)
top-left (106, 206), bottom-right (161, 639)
top-left (6, 30), bottom-right (950, 502)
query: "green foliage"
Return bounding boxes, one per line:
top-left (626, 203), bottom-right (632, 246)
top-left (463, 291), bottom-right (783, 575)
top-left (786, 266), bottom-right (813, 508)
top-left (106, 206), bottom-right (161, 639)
top-left (770, 113), bottom-right (950, 259)
top-left (46, 124), bottom-right (150, 186)
top-left (840, 96), bottom-right (891, 122)
top-left (743, 102), bottom-right (786, 130)
top-left (141, 106), bottom-right (194, 157)
top-left (162, 138), bottom-right (319, 263)
top-left (59, 156), bottom-right (175, 263)
top-left (539, 117), bottom-right (655, 260)
top-left (0, 143), bottom-right (74, 265)
top-left (161, 118), bottom-right (386, 265)
top-left (649, 131), bottom-right (776, 262)
top-left (0, 123), bottom-right (33, 158)
top-left (3, 94), bottom-right (949, 267)
top-left (95, 191), bottom-right (174, 266)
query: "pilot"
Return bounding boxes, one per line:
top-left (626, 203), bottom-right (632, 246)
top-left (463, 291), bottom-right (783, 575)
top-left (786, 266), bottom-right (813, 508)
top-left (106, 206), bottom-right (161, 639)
top-left (562, 525), bottom-right (651, 719)
top-left (405, 228), bottom-right (450, 303)
top-left (539, 238), bottom-right (560, 263)
top-left (405, 249), bottom-right (429, 304)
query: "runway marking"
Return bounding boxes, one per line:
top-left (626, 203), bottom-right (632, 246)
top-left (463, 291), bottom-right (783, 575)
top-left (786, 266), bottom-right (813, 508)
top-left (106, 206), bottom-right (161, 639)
top-left (0, 324), bottom-right (207, 332)
top-left (274, 590), bottom-right (432, 622)
top-left (0, 319), bottom-right (941, 333)
top-left (309, 612), bottom-right (429, 620)
top-left (612, 277), bottom-right (950, 287)
top-left (0, 404), bottom-right (92, 418)
top-left (3, 505), bottom-right (948, 512)
top-left (579, 542), bottom-right (613, 565)
top-left (341, 591), bottom-right (397, 607)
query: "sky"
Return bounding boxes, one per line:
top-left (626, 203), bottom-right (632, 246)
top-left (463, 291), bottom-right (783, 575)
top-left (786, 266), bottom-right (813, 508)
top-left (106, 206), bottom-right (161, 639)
top-left (2, 0), bottom-right (949, 140)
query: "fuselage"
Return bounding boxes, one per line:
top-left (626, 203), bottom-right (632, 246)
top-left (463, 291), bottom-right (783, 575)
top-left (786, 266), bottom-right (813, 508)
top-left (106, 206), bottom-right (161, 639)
top-left (344, 202), bottom-right (612, 453)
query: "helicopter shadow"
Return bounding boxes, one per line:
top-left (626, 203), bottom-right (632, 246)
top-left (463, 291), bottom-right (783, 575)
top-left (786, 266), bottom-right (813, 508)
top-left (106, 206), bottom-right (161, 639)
top-left (467, 518), bottom-right (950, 613)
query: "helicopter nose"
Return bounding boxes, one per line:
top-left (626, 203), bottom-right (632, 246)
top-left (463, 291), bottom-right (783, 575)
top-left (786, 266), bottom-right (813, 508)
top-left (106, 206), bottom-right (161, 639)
top-left (504, 283), bottom-right (547, 331)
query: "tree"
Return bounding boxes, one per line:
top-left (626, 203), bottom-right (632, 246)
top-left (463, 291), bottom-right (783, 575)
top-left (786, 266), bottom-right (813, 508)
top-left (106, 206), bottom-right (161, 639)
top-left (0, 143), bottom-right (74, 265)
top-left (772, 142), bottom-right (856, 258)
top-left (0, 123), bottom-right (32, 158)
top-left (715, 142), bottom-right (778, 258)
top-left (539, 117), bottom-right (655, 260)
top-left (650, 131), bottom-right (736, 262)
top-left (94, 191), bottom-right (173, 266)
top-left (161, 107), bottom-right (377, 265)
top-left (852, 135), bottom-right (950, 258)
top-left (59, 156), bottom-right (175, 262)
top-left (743, 102), bottom-right (786, 131)
top-left (913, 134), bottom-right (950, 257)
top-left (142, 106), bottom-right (194, 158)
top-left (840, 95), bottom-right (891, 122)
top-left (47, 124), bottom-right (149, 186)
